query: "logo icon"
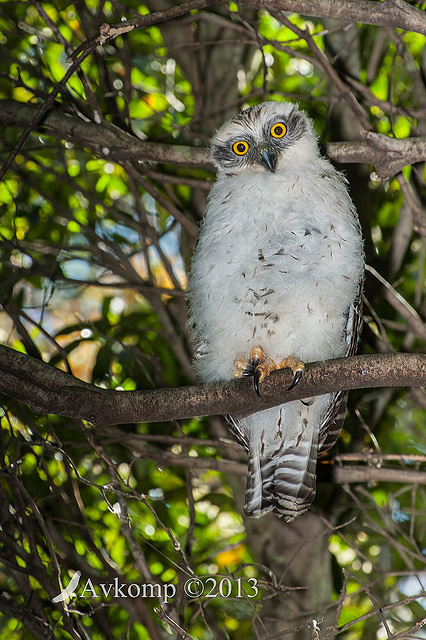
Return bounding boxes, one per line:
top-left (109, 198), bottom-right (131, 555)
top-left (52, 570), bottom-right (81, 603)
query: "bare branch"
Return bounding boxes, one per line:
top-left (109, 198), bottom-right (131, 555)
top-left (0, 593), bottom-right (56, 640)
top-left (274, 14), bottom-right (370, 130)
top-left (366, 265), bottom-right (426, 339)
top-left (118, 439), bottom-right (426, 486)
top-left (396, 174), bottom-right (426, 236)
top-left (238, 0), bottom-right (426, 36)
top-left (0, 0), bottom-right (224, 180)
top-left (326, 134), bottom-right (426, 180)
top-left (2, 101), bottom-right (426, 180)
top-left (0, 100), bottom-right (208, 167)
top-left (0, 345), bottom-right (424, 426)
top-left (96, 0), bottom-right (223, 46)
top-left (332, 465), bottom-right (426, 486)
top-left (0, 49), bottom-right (97, 181)
top-left (154, 608), bottom-right (196, 640)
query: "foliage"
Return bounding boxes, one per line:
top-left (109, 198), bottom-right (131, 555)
top-left (0, 2), bottom-right (425, 639)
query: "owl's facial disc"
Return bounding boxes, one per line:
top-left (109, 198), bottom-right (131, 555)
top-left (258, 147), bottom-right (278, 173)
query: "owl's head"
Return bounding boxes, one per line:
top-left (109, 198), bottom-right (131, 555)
top-left (211, 101), bottom-right (318, 175)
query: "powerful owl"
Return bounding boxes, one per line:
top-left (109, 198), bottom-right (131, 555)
top-left (188, 101), bottom-right (364, 521)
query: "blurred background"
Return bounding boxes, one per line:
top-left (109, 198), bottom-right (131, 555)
top-left (0, 2), bottom-right (425, 639)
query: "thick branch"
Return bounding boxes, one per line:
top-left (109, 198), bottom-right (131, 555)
top-left (1, 101), bottom-right (425, 179)
top-left (0, 101), bottom-right (208, 167)
top-left (238, 0), bottom-right (426, 36)
top-left (0, 345), bottom-right (424, 426)
top-left (326, 132), bottom-right (426, 180)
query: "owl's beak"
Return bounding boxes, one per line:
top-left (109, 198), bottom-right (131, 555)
top-left (258, 148), bottom-right (277, 173)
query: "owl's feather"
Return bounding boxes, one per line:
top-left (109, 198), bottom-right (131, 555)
top-left (188, 101), bottom-right (365, 521)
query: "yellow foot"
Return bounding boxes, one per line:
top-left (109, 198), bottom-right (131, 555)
top-left (234, 347), bottom-right (305, 396)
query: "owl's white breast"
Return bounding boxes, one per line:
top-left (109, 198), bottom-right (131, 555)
top-left (189, 161), bottom-right (364, 383)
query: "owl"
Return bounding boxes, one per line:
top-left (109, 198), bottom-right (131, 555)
top-left (188, 101), bottom-right (364, 521)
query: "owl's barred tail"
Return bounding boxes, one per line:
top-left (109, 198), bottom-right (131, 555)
top-left (244, 438), bottom-right (319, 522)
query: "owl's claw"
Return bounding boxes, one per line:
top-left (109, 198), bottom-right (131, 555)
top-left (253, 369), bottom-right (262, 397)
top-left (234, 348), bottom-right (305, 396)
top-left (287, 369), bottom-right (304, 391)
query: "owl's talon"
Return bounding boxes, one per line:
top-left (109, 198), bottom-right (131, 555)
top-left (253, 369), bottom-right (262, 397)
top-left (287, 369), bottom-right (304, 391)
top-left (234, 347), bottom-right (266, 379)
top-left (235, 348), bottom-right (304, 395)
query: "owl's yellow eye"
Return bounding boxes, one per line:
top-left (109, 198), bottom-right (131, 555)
top-left (270, 122), bottom-right (287, 138)
top-left (232, 141), bottom-right (249, 155)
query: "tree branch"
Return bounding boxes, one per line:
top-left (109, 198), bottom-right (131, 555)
top-left (0, 47), bottom-right (98, 182)
top-left (0, 345), bottom-right (424, 426)
top-left (237, 0), bottom-right (426, 36)
top-left (2, 101), bottom-right (425, 179)
top-left (332, 465), bottom-right (426, 486)
top-left (117, 439), bottom-right (426, 486)
top-left (0, 592), bottom-right (55, 640)
top-left (326, 132), bottom-right (426, 180)
top-left (95, 0), bottom-right (223, 46)
top-left (0, 101), bottom-right (208, 167)
top-left (0, 0), bottom-right (223, 181)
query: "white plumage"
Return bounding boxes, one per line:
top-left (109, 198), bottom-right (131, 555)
top-left (188, 101), bottom-right (364, 521)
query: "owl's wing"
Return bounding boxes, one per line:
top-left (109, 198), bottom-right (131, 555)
top-left (318, 277), bottom-right (364, 452)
